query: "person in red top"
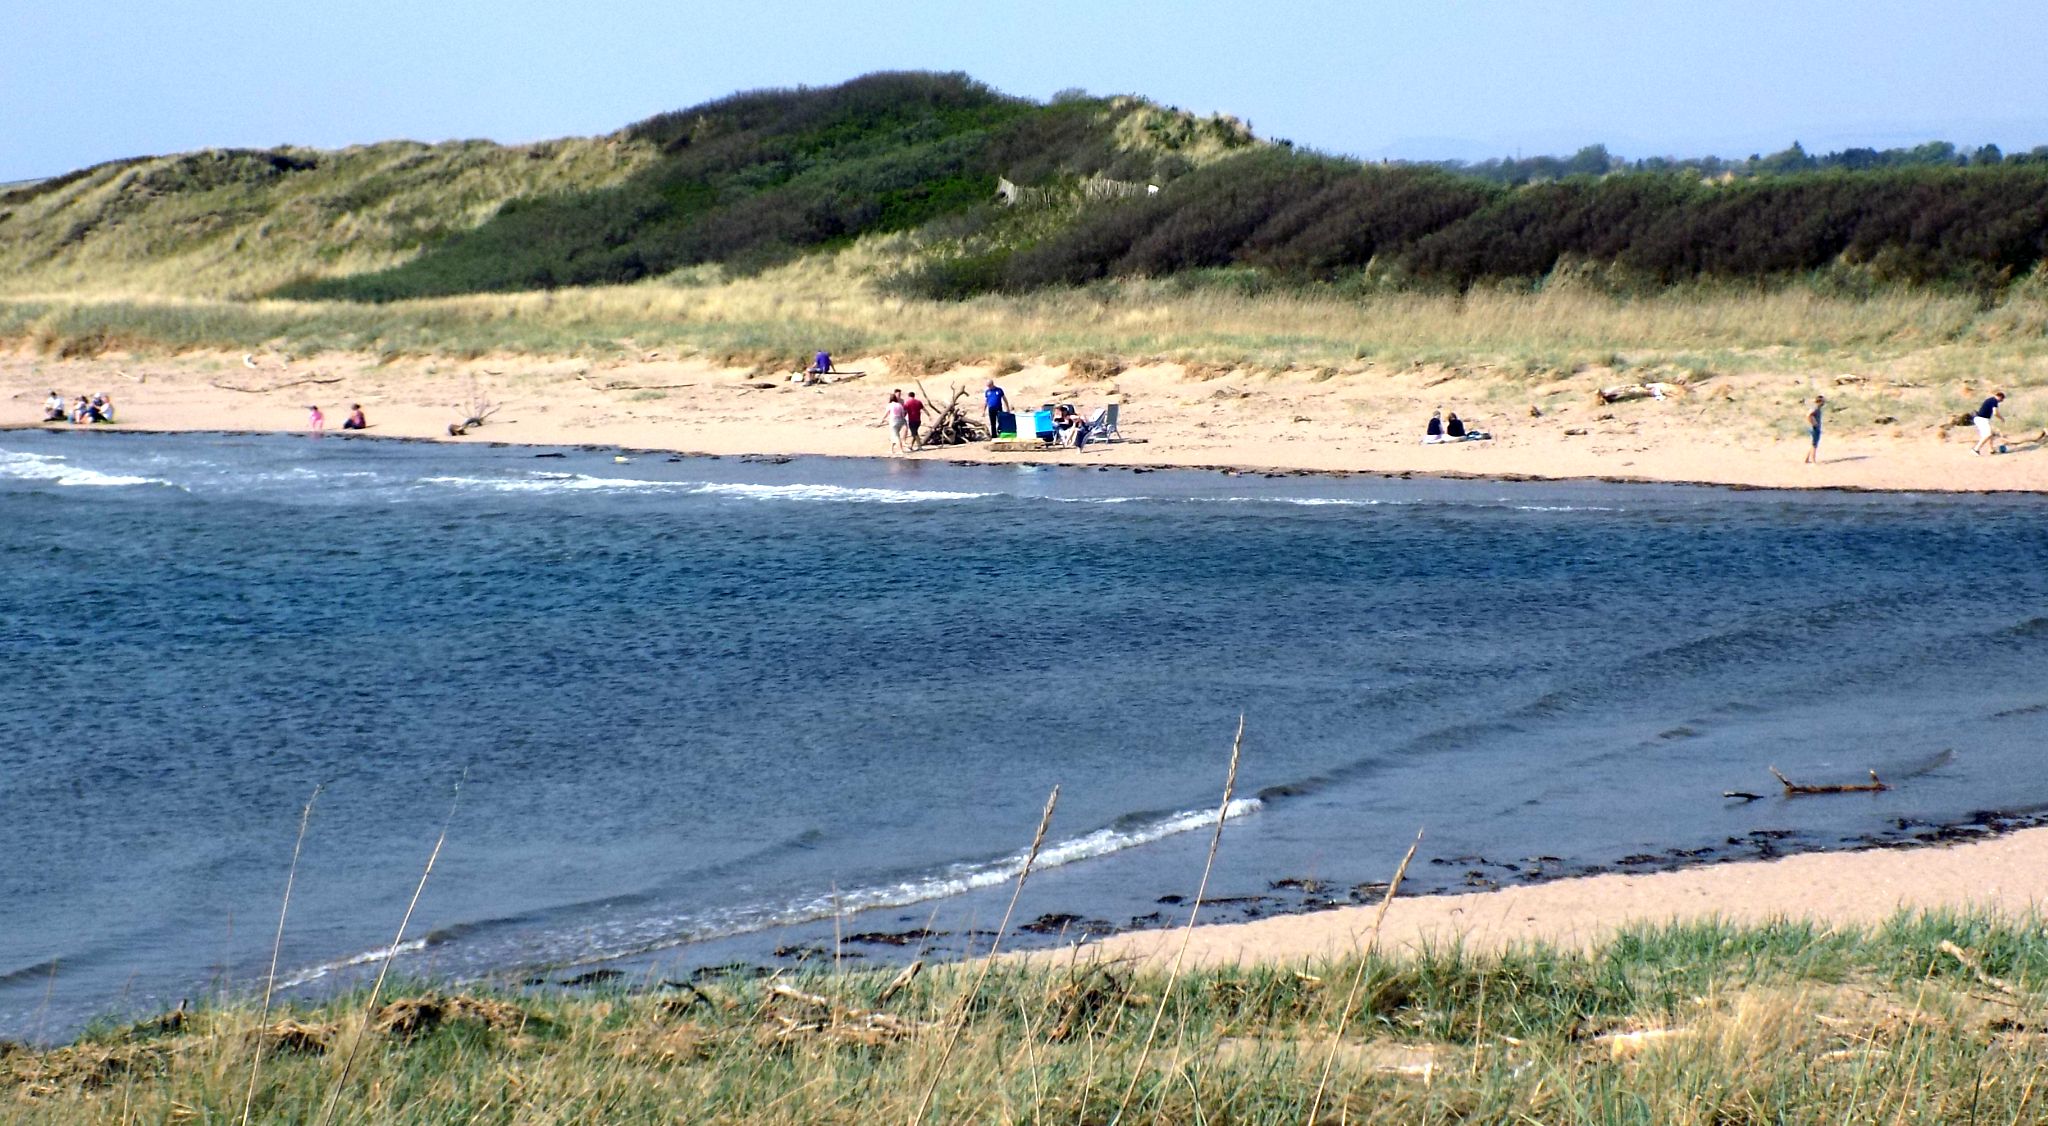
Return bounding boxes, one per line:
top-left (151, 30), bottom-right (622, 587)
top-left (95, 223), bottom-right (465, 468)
top-left (902, 391), bottom-right (924, 450)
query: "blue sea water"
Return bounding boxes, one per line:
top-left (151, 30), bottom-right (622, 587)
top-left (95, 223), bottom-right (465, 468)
top-left (1, 428), bottom-right (2045, 1039)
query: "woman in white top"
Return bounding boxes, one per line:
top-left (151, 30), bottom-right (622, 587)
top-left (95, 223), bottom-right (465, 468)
top-left (882, 391), bottom-right (909, 454)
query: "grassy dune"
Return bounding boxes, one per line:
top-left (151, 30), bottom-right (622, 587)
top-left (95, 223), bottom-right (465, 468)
top-left (8, 912), bottom-right (2047, 1123)
top-left (0, 139), bottom-right (654, 300)
top-left (8, 259), bottom-right (2048, 387)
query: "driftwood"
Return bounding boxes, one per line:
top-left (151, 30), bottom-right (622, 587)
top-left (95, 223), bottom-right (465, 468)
top-left (1595, 382), bottom-right (1678, 404)
top-left (911, 383), bottom-right (987, 448)
top-left (1769, 766), bottom-right (1887, 795)
top-left (211, 375), bottom-right (343, 394)
top-left (447, 378), bottom-right (501, 436)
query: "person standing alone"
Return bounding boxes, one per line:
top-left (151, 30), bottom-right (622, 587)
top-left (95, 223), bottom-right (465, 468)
top-left (1805, 395), bottom-right (1825, 464)
top-left (1973, 390), bottom-right (2006, 455)
top-left (984, 379), bottom-right (1010, 441)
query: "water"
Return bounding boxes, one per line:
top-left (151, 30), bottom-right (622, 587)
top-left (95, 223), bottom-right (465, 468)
top-left (2, 429), bottom-right (2044, 1039)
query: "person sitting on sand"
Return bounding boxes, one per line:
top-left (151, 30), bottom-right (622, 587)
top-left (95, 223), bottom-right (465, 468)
top-left (71, 396), bottom-right (91, 424)
top-left (813, 351), bottom-right (833, 377)
top-left (1446, 412), bottom-right (1467, 439)
top-left (88, 393), bottom-right (112, 424)
top-left (1973, 390), bottom-right (2006, 456)
top-left (342, 404), bottom-right (367, 430)
top-left (1423, 409), bottom-right (1444, 443)
top-left (42, 391), bottom-right (65, 422)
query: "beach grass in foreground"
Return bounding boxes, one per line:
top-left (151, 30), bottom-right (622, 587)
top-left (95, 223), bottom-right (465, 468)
top-left (8, 911), bottom-right (2046, 1123)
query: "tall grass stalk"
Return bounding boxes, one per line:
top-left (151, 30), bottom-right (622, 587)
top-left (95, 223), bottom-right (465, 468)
top-left (910, 784), bottom-right (1059, 1125)
top-left (1306, 829), bottom-right (1422, 1123)
top-left (1114, 714), bottom-right (1243, 1123)
top-left (240, 784), bottom-right (320, 1126)
top-left (316, 778), bottom-right (460, 1126)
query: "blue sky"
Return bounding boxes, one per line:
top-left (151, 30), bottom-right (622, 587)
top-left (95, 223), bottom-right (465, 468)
top-left (5, 0), bottom-right (2045, 182)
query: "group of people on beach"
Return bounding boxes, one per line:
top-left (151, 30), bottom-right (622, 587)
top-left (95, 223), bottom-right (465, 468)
top-left (306, 404), bottom-right (368, 434)
top-left (1422, 408), bottom-right (1489, 443)
top-left (43, 390), bottom-right (115, 425)
top-left (881, 390), bottom-right (924, 453)
top-left (1805, 389), bottom-right (2013, 462)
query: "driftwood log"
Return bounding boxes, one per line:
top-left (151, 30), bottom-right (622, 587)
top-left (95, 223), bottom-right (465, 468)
top-left (1768, 766), bottom-right (1887, 795)
top-left (911, 382), bottom-right (987, 448)
top-left (211, 375), bottom-right (343, 394)
top-left (1595, 382), bottom-right (1679, 404)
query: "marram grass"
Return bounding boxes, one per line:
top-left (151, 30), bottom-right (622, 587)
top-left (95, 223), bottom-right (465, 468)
top-left (7, 261), bottom-right (2048, 392)
top-left (8, 910), bottom-right (2047, 1124)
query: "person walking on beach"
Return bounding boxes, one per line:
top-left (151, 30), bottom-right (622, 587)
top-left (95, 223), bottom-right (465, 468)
top-left (902, 390), bottom-right (924, 451)
top-left (1805, 395), bottom-right (1825, 464)
top-left (882, 390), bottom-right (909, 455)
top-left (308, 404), bottom-right (325, 436)
top-left (1972, 390), bottom-right (2006, 455)
top-left (984, 378), bottom-right (1010, 441)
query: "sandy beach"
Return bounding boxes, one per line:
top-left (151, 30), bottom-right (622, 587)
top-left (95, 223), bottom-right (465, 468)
top-left (1073, 823), bottom-right (2048, 969)
top-left (6, 348), bottom-right (2046, 493)
top-left (8, 346), bottom-right (2046, 978)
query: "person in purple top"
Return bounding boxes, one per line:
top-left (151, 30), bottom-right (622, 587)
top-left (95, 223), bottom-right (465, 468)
top-left (812, 350), bottom-right (833, 376)
top-left (1973, 390), bottom-right (2005, 455)
top-left (983, 379), bottom-right (1010, 441)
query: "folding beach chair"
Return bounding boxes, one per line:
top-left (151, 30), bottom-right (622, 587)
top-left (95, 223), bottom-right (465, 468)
top-left (1087, 402), bottom-right (1122, 442)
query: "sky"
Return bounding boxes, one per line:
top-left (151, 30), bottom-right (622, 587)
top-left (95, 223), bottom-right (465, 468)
top-left (6, 0), bottom-right (2047, 182)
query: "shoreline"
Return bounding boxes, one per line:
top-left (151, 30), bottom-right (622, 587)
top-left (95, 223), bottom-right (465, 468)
top-left (1068, 816), bottom-right (2048, 972)
top-left (7, 349), bottom-right (2047, 494)
top-left (10, 419), bottom-right (2048, 501)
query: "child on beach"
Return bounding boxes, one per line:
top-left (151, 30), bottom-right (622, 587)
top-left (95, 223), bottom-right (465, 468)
top-left (1805, 395), bottom-right (1825, 464)
top-left (308, 404), bottom-right (326, 435)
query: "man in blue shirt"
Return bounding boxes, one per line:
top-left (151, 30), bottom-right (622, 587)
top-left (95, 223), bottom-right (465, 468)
top-left (1973, 390), bottom-right (2005, 456)
top-left (984, 379), bottom-right (1010, 441)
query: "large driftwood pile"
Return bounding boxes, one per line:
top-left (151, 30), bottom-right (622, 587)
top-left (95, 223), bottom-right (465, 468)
top-left (914, 383), bottom-right (987, 447)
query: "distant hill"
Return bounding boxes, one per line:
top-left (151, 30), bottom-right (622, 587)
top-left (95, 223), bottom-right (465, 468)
top-left (4, 71), bottom-right (2047, 303)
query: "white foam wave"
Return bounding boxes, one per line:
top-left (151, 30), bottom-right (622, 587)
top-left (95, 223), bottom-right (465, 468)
top-left (1511, 504), bottom-right (1620, 513)
top-left (467, 797), bottom-right (1266, 974)
top-left (416, 473), bottom-right (684, 494)
top-left (1218, 496), bottom-right (1396, 507)
top-left (690, 482), bottom-right (997, 504)
top-left (276, 937), bottom-right (430, 988)
top-left (0, 450), bottom-right (168, 488)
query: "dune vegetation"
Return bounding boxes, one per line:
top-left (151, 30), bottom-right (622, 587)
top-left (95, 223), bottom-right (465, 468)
top-left (7, 911), bottom-right (2048, 1124)
top-left (2, 71), bottom-right (2045, 394)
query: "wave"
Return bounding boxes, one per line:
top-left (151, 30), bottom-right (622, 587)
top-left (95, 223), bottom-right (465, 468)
top-left (276, 936), bottom-right (431, 989)
top-left (276, 797), bottom-right (1263, 983)
top-left (689, 482), bottom-right (998, 504)
top-left (0, 451), bottom-right (170, 488)
top-left (416, 473), bottom-right (686, 494)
